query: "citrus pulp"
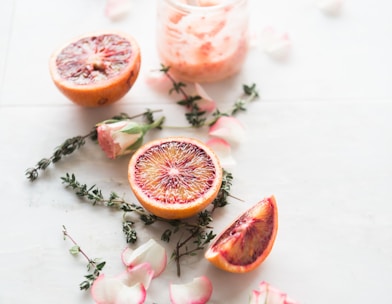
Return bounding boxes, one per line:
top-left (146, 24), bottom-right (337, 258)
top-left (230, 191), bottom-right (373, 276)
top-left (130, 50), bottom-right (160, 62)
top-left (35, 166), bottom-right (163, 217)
top-left (205, 196), bottom-right (278, 273)
top-left (128, 137), bottom-right (223, 219)
top-left (49, 31), bottom-right (141, 107)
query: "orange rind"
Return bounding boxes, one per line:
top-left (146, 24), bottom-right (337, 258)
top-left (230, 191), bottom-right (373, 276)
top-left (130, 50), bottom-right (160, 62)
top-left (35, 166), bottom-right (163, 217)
top-left (49, 31), bottom-right (141, 107)
top-left (128, 137), bottom-right (223, 219)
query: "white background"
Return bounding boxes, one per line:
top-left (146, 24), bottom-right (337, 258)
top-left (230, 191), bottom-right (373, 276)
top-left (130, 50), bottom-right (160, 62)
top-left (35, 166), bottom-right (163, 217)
top-left (0, 0), bottom-right (391, 303)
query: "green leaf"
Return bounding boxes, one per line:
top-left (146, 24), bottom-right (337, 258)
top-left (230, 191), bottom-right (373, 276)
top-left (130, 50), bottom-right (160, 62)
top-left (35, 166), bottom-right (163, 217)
top-left (125, 136), bottom-right (144, 152)
top-left (69, 245), bottom-right (80, 255)
top-left (120, 123), bottom-right (143, 134)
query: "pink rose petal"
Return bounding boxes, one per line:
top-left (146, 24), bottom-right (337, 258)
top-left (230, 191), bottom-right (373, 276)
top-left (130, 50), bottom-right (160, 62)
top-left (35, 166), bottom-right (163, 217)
top-left (91, 273), bottom-right (147, 304)
top-left (259, 27), bottom-right (291, 60)
top-left (249, 281), bottom-right (300, 304)
top-left (208, 116), bottom-right (246, 145)
top-left (194, 83), bottom-right (217, 112)
top-left (119, 263), bottom-right (154, 290)
top-left (170, 276), bottom-right (213, 304)
top-left (206, 138), bottom-right (236, 167)
top-left (105, 0), bottom-right (132, 21)
top-left (122, 239), bottom-right (167, 278)
top-left (97, 120), bottom-right (142, 159)
top-left (145, 69), bottom-right (172, 91)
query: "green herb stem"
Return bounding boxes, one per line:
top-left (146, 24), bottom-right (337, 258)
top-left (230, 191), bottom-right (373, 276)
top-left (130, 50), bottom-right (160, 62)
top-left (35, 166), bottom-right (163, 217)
top-left (61, 170), bottom-right (233, 277)
top-left (62, 225), bottom-right (106, 290)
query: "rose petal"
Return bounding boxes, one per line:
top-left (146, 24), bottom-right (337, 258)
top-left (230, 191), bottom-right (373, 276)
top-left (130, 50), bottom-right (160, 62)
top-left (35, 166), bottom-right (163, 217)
top-left (194, 83), bottom-right (216, 112)
top-left (318, 0), bottom-right (343, 15)
top-left (122, 239), bottom-right (167, 278)
top-left (105, 0), bottom-right (132, 21)
top-left (259, 27), bottom-right (291, 60)
top-left (265, 287), bottom-right (286, 304)
top-left (208, 116), bottom-right (246, 145)
top-left (249, 281), bottom-right (299, 304)
top-left (206, 138), bottom-right (236, 167)
top-left (118, 263), bottom-right (154, 290)
top-left (97, 121), bottom-right (143, 159)
top-left (170, 276), bottom-right (213, 304)
top-left (91, 273), bottom-right (146, 304)
top-left (249, 289), bottom-right (263, 304)
top-left (145, 69), bottom-right (172, 91)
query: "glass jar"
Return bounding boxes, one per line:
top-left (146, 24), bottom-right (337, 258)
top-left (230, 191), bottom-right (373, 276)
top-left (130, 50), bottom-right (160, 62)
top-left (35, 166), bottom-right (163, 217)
top-left (156, 0), bottom-right (249, 83)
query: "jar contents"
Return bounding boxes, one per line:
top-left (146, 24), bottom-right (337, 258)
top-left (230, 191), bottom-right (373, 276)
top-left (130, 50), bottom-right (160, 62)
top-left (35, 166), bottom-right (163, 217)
top-left (156, 0), bottom-right (249, 83)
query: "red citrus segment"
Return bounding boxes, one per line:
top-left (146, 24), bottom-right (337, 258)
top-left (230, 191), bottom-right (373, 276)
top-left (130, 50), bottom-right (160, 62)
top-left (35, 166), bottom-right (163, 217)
top-left (205, 196), bottom-right (278, 273)
top-left (128, 137), bottom-right (223, 219)
top-left (49, 31), bottom-right (141, 107)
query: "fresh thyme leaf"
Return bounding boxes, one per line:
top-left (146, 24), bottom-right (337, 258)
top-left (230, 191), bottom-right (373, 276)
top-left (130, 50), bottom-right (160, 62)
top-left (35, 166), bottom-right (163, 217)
top-left (69, 245), bottom-right (80, 255)
top-left (61, 172), bottom-right (233, 277)
top-left (212, 169), bottom-right (233, 210)
top-left (123, 220), bottom-right (138, 244)
top-left (25, 134), bottom-right (92, 182)
top-left (25, 109), bottom-right (163, 182)
top-left (62, 226), bottom-right (106, 291)
top-left (160, 66), bottom-right (259, 128)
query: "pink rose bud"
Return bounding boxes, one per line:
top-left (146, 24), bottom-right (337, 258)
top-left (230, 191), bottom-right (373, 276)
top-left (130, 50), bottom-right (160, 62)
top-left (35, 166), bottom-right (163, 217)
top-left (97, 116), bottom-right (164, 159)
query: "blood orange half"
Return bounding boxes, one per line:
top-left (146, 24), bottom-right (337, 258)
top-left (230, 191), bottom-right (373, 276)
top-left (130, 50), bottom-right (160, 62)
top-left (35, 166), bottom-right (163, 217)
top-left (205, 196), bottom-right (278, 273)
top-left (128, 137), bottom-right (223, 219)
top-left (49, 31), bottom-right (141, 107)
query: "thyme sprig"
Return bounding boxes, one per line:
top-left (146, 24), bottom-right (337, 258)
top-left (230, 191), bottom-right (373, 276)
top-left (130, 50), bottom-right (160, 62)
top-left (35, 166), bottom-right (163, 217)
top-left (25, 109), bottom-right (162, 182)
top-left (160, 65), bottom-right (259, 128)
top-left (62, 225), bottom-right (106, 290)
top-left (61, 170), bottom-right (233, 276)
top-left (25, 133), bottom-right (93, 182)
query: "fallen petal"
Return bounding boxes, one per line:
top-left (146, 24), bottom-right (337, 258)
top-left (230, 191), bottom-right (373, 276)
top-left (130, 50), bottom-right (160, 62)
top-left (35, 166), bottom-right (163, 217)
top-left (145, 69), bottom-right (172, 91)
top-left (91, 274), bottom-right (146, 304)
top-left (206, 138), bottom-right (236, 167)
top-left (122, 239), bottom-right (167, 278)
top-left (194, 83), bottom-right (216, 112)
top-left (208, 116), bottom-right (246, 145)
top-left (118, 263), bottom-right (154, 290)
top-left (105, 0), bottom-right (132, 21)
top-left (259, 27), bottom-right (291, 60)
top-left (265, 286), bottom-right (286, 304)
top-left (249, 281), bottom-right (299, 304)
top-left (170, 276), bottom-right (213, 304)
top-left (249, 289), bottom-right (263, 304)
top-left (318, 0), bottom-right (343, 15)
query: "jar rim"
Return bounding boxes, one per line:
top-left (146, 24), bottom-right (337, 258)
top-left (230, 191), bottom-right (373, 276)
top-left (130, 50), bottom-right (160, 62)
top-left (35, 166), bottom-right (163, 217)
top-left (162, 0), bottom-right (247, 13)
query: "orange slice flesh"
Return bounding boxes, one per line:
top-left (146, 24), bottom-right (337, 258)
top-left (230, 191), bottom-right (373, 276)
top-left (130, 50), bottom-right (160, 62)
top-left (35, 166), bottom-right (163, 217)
top-left (205, 196), bottom-right (278, 273)
top-left (49, 31), bottom-right (141, 107)
top-left (128, 137), bottom-right (223, 219)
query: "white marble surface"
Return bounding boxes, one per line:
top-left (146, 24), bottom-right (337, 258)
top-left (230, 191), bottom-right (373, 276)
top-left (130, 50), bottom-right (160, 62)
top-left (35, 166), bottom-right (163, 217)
top-left (1, 0), bottom-right (391, 303)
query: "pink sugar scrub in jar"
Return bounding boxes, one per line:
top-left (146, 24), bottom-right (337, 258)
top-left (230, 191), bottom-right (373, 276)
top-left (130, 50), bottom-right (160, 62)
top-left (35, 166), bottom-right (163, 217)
top-left (156, 0), bottom-right (249, 83)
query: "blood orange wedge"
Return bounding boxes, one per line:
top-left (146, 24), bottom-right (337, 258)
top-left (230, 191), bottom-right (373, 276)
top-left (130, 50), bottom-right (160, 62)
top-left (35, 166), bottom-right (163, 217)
top-left (205, 196), bottom-right (278, 273)
top-left (128, 137), bottom-right (223, 219)
top-left (49, 31), bottom-right (141, 107)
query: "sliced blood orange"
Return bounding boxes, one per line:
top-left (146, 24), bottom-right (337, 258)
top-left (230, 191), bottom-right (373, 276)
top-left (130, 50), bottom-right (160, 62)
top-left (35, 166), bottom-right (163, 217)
top-left (205, 196), bottom-right (278, 273)
top-left (49, 31), bottom-right (141, 107)
top-left (128, 137), bottom-right (223, 219)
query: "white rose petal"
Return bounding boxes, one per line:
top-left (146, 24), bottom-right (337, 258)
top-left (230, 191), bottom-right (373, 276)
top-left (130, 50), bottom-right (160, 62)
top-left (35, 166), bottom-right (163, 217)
top-left (318, 0), bottom-right (343, 15)
top-left (105, 0), bottom-right (132, 21)
top-left (259, 27), bottom-right (291, 60)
